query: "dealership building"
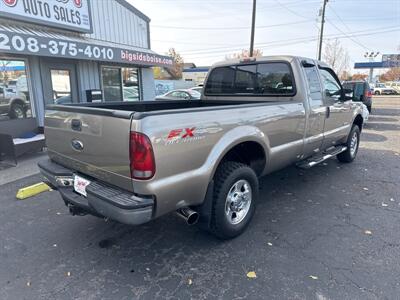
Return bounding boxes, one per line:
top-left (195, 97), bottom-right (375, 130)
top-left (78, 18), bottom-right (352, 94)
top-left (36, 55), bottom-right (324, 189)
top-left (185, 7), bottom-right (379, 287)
top-left (0, 0), bottom-right (172, 126)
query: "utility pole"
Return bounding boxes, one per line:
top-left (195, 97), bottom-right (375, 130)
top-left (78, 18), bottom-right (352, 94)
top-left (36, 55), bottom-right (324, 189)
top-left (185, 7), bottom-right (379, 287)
top-left (249, 0), bottom-right (256, 57)
top-left (317, 0), bottom-right (328, 60)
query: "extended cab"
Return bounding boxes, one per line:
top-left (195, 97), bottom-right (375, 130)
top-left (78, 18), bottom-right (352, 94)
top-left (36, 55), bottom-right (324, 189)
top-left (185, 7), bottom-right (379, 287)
top-left (39, 56), bottom-right (364, 239)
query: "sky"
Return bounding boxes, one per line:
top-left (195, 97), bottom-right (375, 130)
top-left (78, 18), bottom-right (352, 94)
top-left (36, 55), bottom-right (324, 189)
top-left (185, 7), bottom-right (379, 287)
top-left (130, 0), bottom-right (400, 74)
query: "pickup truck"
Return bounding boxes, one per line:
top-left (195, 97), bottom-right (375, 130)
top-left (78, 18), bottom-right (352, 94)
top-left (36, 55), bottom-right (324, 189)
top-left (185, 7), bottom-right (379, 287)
top-left (38, 56), bottom-right (364, 239)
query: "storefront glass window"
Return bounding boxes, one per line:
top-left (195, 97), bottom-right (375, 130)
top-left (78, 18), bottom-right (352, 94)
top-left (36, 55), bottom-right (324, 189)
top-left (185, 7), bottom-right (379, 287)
top-left (102, 67), bottom-right (122, 102)
top-left (50, 70), bottom-right (72, 105)
top-left (101, 66), bottom-right (140, 102)
top-left (0, 59), bottom-right (32, 120)
top-left (122, 67), bottom-right (139, 101)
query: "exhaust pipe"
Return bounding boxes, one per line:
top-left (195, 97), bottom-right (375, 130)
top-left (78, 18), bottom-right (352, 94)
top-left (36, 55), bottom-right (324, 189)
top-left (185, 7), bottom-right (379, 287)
top-left (68, 204), bottom-right (88, 216)
top-left (176, 207), bottom-right (199, 225)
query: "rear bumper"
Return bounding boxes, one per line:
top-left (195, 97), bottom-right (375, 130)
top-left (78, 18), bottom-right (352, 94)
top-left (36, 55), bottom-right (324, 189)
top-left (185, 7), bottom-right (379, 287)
top-left (38, 159), bottom-right (154, 225)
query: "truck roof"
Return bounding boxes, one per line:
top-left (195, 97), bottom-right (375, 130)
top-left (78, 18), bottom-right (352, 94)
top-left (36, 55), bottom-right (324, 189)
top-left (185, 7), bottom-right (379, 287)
top-left (211, 55), bottom-right (329, 69)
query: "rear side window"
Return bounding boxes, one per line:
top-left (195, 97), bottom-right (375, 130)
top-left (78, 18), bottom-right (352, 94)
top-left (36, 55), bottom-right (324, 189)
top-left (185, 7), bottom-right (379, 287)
top-left (205, 62), bottom-right (295, 96)
top-left (257, 63), bottom-right (294, 95)
top-left (204, 66), bottom-right (235, 94)
top-left (304, 66), bottom-right (322, 101)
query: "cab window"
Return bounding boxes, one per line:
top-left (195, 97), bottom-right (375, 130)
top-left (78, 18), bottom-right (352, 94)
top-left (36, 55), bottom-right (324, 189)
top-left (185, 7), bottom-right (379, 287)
top-left (235, 65), bottom-right (256, 93)
top-left (205, 62), bottom-right (295, 97)
top-left (319, 68), bottom-right (341, 100)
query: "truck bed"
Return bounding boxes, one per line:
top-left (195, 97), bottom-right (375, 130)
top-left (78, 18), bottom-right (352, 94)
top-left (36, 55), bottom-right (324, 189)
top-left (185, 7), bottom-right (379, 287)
top-left (47, 100), bottom-right (268, 119)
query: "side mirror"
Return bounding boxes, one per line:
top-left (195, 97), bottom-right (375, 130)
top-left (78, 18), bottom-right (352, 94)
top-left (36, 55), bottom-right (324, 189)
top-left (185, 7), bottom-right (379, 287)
top-left (342, 88), bottom-right (353, 101)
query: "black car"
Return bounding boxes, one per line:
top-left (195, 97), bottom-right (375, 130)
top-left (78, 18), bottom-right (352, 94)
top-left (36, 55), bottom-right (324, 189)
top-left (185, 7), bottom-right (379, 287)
top-left (342, 81), bottom-right (372, 113)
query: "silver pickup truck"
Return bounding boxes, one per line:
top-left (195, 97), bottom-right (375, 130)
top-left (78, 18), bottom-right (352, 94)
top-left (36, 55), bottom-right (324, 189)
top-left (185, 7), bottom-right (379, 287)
top-left (39, 56), bottom-right (364, 239)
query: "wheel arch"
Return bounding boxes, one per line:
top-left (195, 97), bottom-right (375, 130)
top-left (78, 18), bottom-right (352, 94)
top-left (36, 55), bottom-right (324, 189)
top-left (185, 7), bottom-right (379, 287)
top-left (207, 126), bottom-right (269, 180)
top-left (353, 114), bottom-right (364, 132)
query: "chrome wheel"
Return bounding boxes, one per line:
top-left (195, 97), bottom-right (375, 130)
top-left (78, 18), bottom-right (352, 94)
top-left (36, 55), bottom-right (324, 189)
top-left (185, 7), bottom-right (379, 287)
top-left (225, 179), bottom-right (252, 225)
top-left (350, 131), bottom-right (358, 157)
top-left (11, 105), bottom-right (25, 119)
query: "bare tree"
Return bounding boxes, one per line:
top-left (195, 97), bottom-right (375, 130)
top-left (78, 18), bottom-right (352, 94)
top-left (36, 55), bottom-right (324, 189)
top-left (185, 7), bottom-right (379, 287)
top-left (226, 49), bottom-right (263, 60)
top-left (351, 73), bottom-right (368, 81)
top-left (322, 39), bottom-right (349, 78)
top-left (379, 68), bottom-right (400, 82)
top-left (165, 48), bottom-right (184, 79)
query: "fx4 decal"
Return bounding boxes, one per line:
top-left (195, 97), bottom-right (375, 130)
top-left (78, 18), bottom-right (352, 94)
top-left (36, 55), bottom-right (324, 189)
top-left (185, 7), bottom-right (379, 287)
top-left (167, 127), bottom-right (196, 140)
top-left (164, 127), bottom-right (205, 145)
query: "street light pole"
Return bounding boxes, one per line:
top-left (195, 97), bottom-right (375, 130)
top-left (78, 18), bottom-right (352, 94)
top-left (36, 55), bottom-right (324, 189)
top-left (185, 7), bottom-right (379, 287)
top-left (317, 0), bottom-right (328, 60)
top-left (249, 0), bottom-right (256, 57)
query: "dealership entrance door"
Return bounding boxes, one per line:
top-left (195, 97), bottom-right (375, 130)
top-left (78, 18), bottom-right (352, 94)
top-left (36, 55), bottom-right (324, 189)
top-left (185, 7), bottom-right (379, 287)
top-left (40, 59), bottom-right (79, 105)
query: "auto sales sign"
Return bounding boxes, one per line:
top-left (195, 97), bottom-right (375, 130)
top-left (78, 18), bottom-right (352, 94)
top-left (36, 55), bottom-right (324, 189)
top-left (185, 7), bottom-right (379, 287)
top-left (0, 0), bottom-right (92, 33)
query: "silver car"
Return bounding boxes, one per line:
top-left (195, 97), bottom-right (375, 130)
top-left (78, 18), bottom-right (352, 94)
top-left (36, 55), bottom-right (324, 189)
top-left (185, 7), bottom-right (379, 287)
top-left (156, 89), bottom-right (201, 100)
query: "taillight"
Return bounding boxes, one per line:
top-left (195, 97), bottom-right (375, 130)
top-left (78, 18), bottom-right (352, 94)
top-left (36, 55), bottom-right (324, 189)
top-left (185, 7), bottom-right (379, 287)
top-left (129, 132), bottom-right (155, 180)
top-left (365, 90), bottom-right (372, 98)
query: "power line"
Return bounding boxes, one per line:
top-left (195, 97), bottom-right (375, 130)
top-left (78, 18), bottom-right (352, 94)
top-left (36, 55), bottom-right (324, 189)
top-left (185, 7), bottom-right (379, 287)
top-left (178, 26), bottom-right (398, 56)
top-left (178, 26), bottom-right (399, 57)
top-left (327, 3), bottom-right (372, 51)
top-left (273, 0), bottom-right (315, 20)
top-left (172, 22), bottom-right (397, 54)
top-left (327, 20), bottom-right (371, 51)
top-left (151, 20), bottom-right (312, 30)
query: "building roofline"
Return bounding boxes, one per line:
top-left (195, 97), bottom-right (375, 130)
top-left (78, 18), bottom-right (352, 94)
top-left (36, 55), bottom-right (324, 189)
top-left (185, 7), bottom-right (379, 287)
top-left (115, 0), bottom-right (151, 23)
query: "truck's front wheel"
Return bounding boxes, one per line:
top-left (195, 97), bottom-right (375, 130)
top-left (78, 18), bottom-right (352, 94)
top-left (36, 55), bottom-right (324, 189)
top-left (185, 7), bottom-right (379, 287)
top-left (337, 125), bottom-right (360, 163)
top-left (210, 161), bottom-right (258, 239)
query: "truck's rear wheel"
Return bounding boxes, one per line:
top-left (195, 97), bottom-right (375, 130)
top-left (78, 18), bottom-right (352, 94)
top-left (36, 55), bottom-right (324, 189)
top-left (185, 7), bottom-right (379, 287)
top-left (210, 161), bottom-right (258, 239)
top-left (337, 125), bottom-right (360, 163)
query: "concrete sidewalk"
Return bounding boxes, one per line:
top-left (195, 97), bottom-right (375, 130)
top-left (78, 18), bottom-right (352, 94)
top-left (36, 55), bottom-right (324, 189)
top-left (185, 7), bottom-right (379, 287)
top-left (0, 151), bottom-right (47, 186)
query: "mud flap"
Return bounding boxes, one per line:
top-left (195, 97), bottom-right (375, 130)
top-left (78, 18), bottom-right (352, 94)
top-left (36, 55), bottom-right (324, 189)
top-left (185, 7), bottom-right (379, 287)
top-left (195, 180), bottom-right (214, 230)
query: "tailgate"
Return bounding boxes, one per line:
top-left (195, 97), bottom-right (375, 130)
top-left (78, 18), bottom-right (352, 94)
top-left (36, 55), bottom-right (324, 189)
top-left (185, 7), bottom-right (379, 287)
top-left (44, 108), bottom-right (134, 192)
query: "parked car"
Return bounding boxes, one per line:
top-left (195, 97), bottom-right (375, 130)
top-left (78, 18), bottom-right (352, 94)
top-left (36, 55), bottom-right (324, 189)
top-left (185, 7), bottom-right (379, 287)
top-left (372, 83), bottom-right (397, 95)
top-left (123, 87), bottom-right (139, 101)
top-left (0, 86), bottom-right (29, 119)
top-left (342, 81), bottom-right (372, 113)
top-left (386, 82), bottom-right (400, 94)
top-left (39, 56), bottom-right (364, 239)
top-left (155, 89), bottom-right (201, 100)
top-left (189, 86), bottom-right (203, 93)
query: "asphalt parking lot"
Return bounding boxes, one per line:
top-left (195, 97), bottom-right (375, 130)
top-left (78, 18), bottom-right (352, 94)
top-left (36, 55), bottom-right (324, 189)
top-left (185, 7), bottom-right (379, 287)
top-left (0, 96), bottom-right (399, 300)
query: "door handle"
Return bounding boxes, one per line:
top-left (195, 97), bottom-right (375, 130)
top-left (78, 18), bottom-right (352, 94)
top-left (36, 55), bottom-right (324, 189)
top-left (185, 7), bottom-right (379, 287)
top-left (326, 106), bottom-right (330, 118)
top-left (71, 119), bottom-right (82, 131)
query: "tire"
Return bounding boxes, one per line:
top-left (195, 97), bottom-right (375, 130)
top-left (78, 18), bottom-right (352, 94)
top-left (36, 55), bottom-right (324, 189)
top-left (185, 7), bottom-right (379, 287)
top-left (209, 161), bottom-right (259, 239)
top-left (337, 125), bottom-right (360, 163)
top-left (9, 103), bottom-right (26, 119)
top-left (374, 91), bottom-right (380, 95)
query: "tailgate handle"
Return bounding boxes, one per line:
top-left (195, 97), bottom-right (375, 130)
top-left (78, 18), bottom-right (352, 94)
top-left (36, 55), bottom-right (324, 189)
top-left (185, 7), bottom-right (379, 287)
top-left (71, 119), bottom-right (82, 131)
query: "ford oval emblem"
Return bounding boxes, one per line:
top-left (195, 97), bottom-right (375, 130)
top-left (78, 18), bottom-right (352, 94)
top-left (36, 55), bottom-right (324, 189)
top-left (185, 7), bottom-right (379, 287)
top-left (71, 139), bottom-right (84, 151)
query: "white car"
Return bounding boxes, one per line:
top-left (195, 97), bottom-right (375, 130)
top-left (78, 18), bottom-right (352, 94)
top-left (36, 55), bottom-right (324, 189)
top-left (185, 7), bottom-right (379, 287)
top-left (372, 83), bottom-right (397, 95)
